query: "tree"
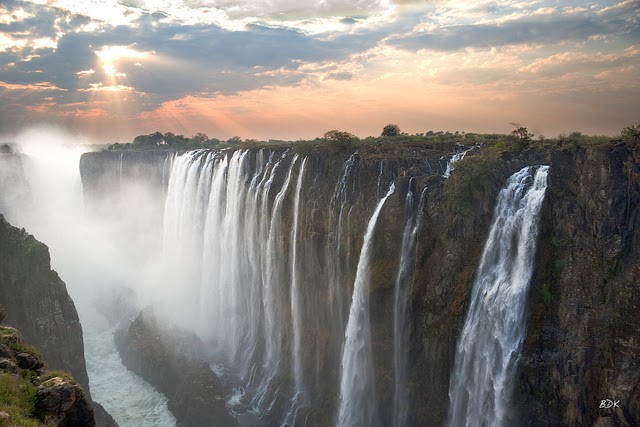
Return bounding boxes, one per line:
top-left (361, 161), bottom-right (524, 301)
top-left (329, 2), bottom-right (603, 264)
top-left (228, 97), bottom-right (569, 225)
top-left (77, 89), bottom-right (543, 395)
top-left (510, 123), bottom-right (533, 141)
top-left (381, 124), bottom-right (401, 137)
top-left (324, 130), bottom-right (359, 149)
top-left (133, 131), bottom-right (164, 146)
top-left (621, 124), bottom-right (640, 142)
top-left (190, 132), bottom-right (208, 144)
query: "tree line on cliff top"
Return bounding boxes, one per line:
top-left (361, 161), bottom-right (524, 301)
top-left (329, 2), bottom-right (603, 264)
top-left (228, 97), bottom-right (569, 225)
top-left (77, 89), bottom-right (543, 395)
top-left (106, 123), bottom-right (640, 152)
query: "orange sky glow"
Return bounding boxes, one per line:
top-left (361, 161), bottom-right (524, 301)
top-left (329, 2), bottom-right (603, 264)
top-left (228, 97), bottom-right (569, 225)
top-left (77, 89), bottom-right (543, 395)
top-left (1, 0), bottom-right (638, 143)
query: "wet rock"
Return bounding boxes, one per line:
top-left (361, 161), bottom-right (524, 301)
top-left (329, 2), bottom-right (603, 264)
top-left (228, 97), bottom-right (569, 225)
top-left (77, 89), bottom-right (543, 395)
top-left (115, 307), bottom-right (238, 427)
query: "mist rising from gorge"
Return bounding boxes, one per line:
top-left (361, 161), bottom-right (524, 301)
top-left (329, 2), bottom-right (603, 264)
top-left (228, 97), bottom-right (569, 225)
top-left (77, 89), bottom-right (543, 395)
top-left (0, 125), bottom-right (177, 426)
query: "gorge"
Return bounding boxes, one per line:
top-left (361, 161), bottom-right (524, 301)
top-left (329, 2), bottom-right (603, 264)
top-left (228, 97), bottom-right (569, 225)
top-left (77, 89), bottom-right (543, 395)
top-left (1, 137), bottom-right (638, 426)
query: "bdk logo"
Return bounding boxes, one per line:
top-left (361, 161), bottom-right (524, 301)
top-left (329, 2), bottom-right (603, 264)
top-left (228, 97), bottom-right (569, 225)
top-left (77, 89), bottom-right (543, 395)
top-left (599, 399), bottom-right (620, 409)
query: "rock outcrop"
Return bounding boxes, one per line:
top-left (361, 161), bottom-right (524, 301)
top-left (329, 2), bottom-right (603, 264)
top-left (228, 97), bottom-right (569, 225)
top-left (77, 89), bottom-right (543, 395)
top-left (0, 214), bottom-right (89, 393)
top-left (115, 307), bottom-right (238, 427)
top-left (0, 312), bottom-right (95, 427)
top-left (0, 214), bottom-right (117, 427)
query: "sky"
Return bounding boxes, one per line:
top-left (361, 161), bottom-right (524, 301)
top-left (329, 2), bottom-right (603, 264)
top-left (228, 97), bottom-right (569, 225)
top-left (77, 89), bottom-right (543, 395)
top-left (0, 0), bottom-right (638, 142)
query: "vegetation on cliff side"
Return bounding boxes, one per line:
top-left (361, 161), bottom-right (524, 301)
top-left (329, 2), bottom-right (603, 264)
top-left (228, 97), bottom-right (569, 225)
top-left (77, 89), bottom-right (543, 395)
top-left (0, 322), bottom-right (95, 427)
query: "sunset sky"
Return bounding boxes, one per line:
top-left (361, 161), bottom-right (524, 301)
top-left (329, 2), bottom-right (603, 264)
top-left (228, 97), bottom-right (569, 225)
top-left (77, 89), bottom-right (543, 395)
top-left (1, 0), bottom-right (638, 142)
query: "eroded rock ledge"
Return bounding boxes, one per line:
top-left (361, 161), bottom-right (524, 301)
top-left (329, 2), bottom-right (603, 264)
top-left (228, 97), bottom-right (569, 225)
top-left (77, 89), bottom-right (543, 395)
top-left (0, 312), bottom-right (95, 427)
top-left (115, 307), bottom-right (239, 427)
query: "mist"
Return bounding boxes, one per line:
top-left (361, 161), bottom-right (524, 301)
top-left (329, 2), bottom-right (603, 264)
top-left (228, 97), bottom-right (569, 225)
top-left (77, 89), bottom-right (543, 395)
top-left (0, 125), bottom-right (177, 426)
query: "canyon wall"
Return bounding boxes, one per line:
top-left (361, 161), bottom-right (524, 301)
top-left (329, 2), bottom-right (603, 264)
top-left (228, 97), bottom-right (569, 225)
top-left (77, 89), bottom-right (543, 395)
top-left (79, 141), bottom-right (639, 426)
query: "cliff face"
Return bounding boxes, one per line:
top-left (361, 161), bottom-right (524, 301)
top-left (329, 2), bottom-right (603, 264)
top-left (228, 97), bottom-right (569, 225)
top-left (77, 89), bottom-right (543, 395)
top-left (80, 142), bottom-right (639, 426)
top-left (0, 214), bottom-right (117, 427)
top-left (0, 311), bottom-right (96, 427)
top-left (80, 150), bottom-right (170, 256)
top-left (0, 214), bottom-right (89, 391)
top-left (515, 143), bottom-right (640, 426)
top-left (115, 307), bottom-right (238, 427)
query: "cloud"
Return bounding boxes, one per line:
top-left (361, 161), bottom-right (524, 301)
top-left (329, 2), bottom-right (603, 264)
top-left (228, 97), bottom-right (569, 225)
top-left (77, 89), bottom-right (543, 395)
top-left (0, 0), bottom-right (638, 139)
top-left (324, 72), bottom-right (353, 80)
top-left (389, 4), bottom-right (636, 51)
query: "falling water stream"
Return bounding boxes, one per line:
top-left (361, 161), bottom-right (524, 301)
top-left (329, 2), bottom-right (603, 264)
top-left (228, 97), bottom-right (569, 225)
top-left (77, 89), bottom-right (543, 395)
top-left (337, 182), bottom-right (395, 427)
top-left (392, 180), bottom-right (427, 426)
top-left (447, 165), bottom-right (550, 427)
top-left (284, 157), bottom-right (308, 425)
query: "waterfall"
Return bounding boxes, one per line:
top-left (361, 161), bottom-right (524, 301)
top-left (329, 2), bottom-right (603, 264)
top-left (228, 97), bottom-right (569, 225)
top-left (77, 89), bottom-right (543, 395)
top-left (393, 180), bottom-right (427, 426)
top-left (119, 152), bottom-right (124, 199)
top-left (328, 152), bottom-right (359, 331)
top-left (442, 146), bottom-right (475, 178)
top-left (162, 149), bottom-right (304, 416)
top-left (337, 182), bottom-right (395, 427)
top-left (291, 158), bottom-right (307, 394)
top-left (447, 165), bottom-right (550, 427)
top-left (259, 153), bottom-right (298, 407)
top-left (284, 156), bottom-right (308, 425)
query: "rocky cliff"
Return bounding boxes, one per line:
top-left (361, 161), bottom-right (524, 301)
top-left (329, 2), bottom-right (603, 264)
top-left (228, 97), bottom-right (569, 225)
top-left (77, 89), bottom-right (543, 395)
top-left (0, 305), bottom-right (95, 427)
top-left (115, 307), bottom-right (238, 427)
top-left (515, 143), bottom-right (640, 426)
top-left (80, 140), bottom-right (639, 426)
top-left (0, 214), bottom-right (89, 393)
top-left (0, 214), bottom-right (117, 427)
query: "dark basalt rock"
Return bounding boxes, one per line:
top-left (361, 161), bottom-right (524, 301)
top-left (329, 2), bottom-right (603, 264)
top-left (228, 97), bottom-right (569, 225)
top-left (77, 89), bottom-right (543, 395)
top-left (0, 357), bottom-right (18, 374)
top-left (36, 377), bottom-right (96, 427)
top-left (115, 307), bottom-right (238, 427)
top-left (0, 214), bottom-right (89, 393)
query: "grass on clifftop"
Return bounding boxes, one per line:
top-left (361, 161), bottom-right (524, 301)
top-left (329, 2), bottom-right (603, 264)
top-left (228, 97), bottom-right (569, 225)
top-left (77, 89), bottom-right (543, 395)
top-left (0, 374), bottom-right (45, 427)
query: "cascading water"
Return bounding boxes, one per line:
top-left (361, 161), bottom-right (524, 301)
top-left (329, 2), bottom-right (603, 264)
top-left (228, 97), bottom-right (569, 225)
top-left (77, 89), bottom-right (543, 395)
top-left (257, 153), bottom-right (298, 409)
top-left (328, 152), bottom-right (359, 332)
top-left (393, 180), bottom-right (427, 427)
top-left (447, 165), bottom-right (550, 427)
top-left (442, 146), bottom-right (475, 178)
top-left (284, 156), bottom-right (308, 424)
top-left (162, 149), bottom-right (303, 417)
top-left (337, 182), bottom-right (395, 427)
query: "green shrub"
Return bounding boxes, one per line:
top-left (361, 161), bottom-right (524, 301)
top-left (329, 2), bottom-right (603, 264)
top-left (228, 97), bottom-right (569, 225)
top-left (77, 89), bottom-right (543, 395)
top-left (323, 130), bottom-right (360, 150)
top-left (9, 343), bottom-right (42, 361)
top-left (445, 155), bottom-right (500, 214)
top-left (293, 139), bottom-right (320, 156)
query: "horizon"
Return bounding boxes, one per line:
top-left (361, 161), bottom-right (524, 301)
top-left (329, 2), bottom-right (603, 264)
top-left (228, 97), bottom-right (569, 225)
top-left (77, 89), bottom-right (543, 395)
top-left (1, 0), bottom-right (639, 143)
